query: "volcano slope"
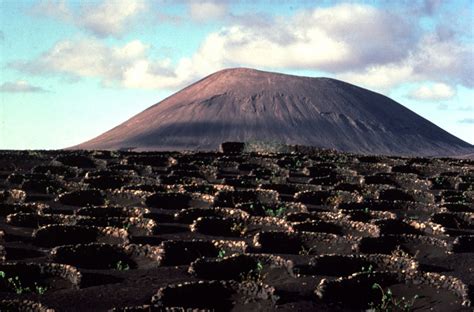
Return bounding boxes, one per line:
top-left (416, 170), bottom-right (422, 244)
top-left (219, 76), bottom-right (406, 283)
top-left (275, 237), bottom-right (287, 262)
top-left (74, 68), bottom-right (473, 157)
top-left (0, 143), bottom-right (473, 311)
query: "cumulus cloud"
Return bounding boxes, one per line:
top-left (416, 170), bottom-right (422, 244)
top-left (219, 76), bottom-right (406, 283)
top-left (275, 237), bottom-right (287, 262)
top-left (337, 33), bottom-right (473, 90)
top-left (183, 4), bottom-right (414, 73)
top-left (0, 80), bottom-right (47, 93)
top-left (188, 1), bottom-right (227, 21)
top-left (9, 38), bottom-right (191, 89)
top-left (31, 0), bottom-right (146, 38)
top-left (408, 83), bottom-right (456, 100)
top-left (79, 1), bottom-right (146, 37)
top-left (338, 64), bottom-right (415, 90)
top-left (13, 3), bottom-right (474, 93)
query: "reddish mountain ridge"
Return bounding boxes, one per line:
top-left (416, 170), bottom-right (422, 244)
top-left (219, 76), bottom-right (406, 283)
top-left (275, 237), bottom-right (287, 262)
top-left (73, 68), bottom-right (473, 156)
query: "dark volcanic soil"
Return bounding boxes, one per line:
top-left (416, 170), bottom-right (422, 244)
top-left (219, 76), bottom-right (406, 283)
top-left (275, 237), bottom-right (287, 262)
top-left (0, 144), bottom-right (473, 311)
top-left (73, 68), bottom-right (474, 157)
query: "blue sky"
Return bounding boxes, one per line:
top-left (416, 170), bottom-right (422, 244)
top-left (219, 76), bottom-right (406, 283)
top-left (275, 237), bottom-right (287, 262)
top-left (0, 0), bottom-right (473, 149)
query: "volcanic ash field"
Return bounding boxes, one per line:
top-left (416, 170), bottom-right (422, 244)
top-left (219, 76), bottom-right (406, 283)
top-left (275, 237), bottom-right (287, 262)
top-left (0, 143), bottom-right (473, 311)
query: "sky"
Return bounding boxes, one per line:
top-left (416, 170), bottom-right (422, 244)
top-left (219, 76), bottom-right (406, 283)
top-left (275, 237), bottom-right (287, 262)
top-left (0, 0), bottom-right (473, 150)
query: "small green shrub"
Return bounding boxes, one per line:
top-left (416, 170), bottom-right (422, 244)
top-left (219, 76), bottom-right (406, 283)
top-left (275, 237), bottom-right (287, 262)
top-left (240, 261), bottom-right (265, 284)
top-left (265, 206), bottom-right (286, 218)
top-left (115, 260), bottom-right (130, 271)
top-left (369, 283), bottom-right (419, 312)
top-left (0, 271), bottom-right (48, 295)
top-left (217, 249), bottom-right (226, 258)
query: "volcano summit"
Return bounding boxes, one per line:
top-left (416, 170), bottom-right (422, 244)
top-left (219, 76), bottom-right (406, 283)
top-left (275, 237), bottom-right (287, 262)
top-left (74, 68), bottom-right (473, 156)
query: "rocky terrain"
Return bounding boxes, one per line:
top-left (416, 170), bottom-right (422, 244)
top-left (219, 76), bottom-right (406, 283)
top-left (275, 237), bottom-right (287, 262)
top-left (74, 68), bottom-right (474, 157)
top-left (0, 142), bottom-right (473, 311)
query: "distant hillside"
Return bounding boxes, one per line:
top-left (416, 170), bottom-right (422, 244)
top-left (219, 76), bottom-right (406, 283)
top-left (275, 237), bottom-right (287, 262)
top-left (73, 68), bottom-right (474, 157)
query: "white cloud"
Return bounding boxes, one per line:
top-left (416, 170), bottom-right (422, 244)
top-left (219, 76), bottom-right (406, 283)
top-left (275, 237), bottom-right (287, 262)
top-left (336, 33), bottom-right (473, 91)
top-left (178, 4), bottom-right (472, 93)
top-left (413, 34), bottom-right (473, 87)
top-left (188, 1), bottom-right (227, 21)
top-left (408, 83), bottom-right (456, 101)
top-left (14, 3), bottom-right (474, 93)
top-left (31, 0), bottom-right (146, 38)
top-left (184, 4), bottom-right (413, 73)
top-left (79, 0), bottom-right (146, 37)
top-left (0, 80), bottom-right (47, 93)
top-left (10, 38), bottom-right (191, 90)
top-left (338, 64), bottom-right (415, 91)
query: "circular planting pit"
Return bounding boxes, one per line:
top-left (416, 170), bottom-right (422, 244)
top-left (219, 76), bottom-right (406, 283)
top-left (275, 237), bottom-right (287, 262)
top-left (253, 230), bottom-right (355, 255)
top-left (145, 192), bottom-right (192, 209)
top-left (4, 247), bottom-right (44, 261)
top-left (151, 280), bottom-right (276, 310)
top-left (33, 224), bottom-right (128, 247)
top-left (33, 164), bottom-right (78, 178)
top-left (315, 271), bottom-right (471, 309)
top-left (292, 220), bottom-right (344, 235)
top-left (451, 235), bottom-right (474, 253)
top-left (156, 240), bottom-right (220, 266)
top-left (377, 188), bottom-right (415, 201)
top-left (57, 189), bottom-right (105, 206)
top-left (182, 183), bottom-right (228, 195)
top-left (126, 155), bottom-right (175, 167)
top-left (373, 219), bottom-right (423, 235)
top-left (0, 262), bottom-right (81, 294)
top-left (334, 182), bottom-right (363, 192)
top-left (223, 176), bottom-right (261, 188)
top-left (294, 190), bottom-right (333, 206)
top-left (0, 202), bottom-right (50, 216)
top-left (0, 189), bottom-right (26, 204)
top-left (292, 219), bottom-right (380, 237)
top-left (74, 216), bottom-right (158, 236)
top-left (253, 231), bottom-right (303, 254)
top-left (189, 253), bottom-right (293, 281)
top-left (0, 300), bottom-right (55, 312)
top-left (159, 175), bottom-right (202, 185)
top-left (314, 272), bottom-right (400, 309)
top-left (168, 169), bottom-right (205, 179)
top-left (430, 212), bottom-right (473, 236)
top-left (442, 203), bottom-right (473, 213)
top-left (309, 175), bottom-right (342, 186)
top-left (189, 254), bottom-right (260, 280)
top-left (214, 189), bottom-right (279, 208)
top-left (298, 254), bottom-right (417, 277)
top-left (364, 174), bottom-right (399, 186)
top-left (259, 183), bottom-right (321, 196)
top-left (236, 201), bottom-right (307, 217)
top-left (50, 243), bottom-right (159, 270)
top-left (122, 183), bottom-right (173, 193)
top-left (84, 175), bottom-right (132, 190)
top-left (252, 231), bottom-right (302, 254)
top-left (339, 209), bottom-right (396, 223)
top-left (6, 212), bottom-right (78, 228)
top-left (356, 234), bottom-right (449, 258)
top-left (55, 154), bottom-right (97, 168)
top-left (338, 200), bottom-right (441, 220)
top-left (20, 178), bottom-right (65, 194)
top-left (191, 216), bottom-right (246, 237)
top-left (75, 206), bottom-right (149, 218)
top-left (174, 207), bottom-right (249, 224)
